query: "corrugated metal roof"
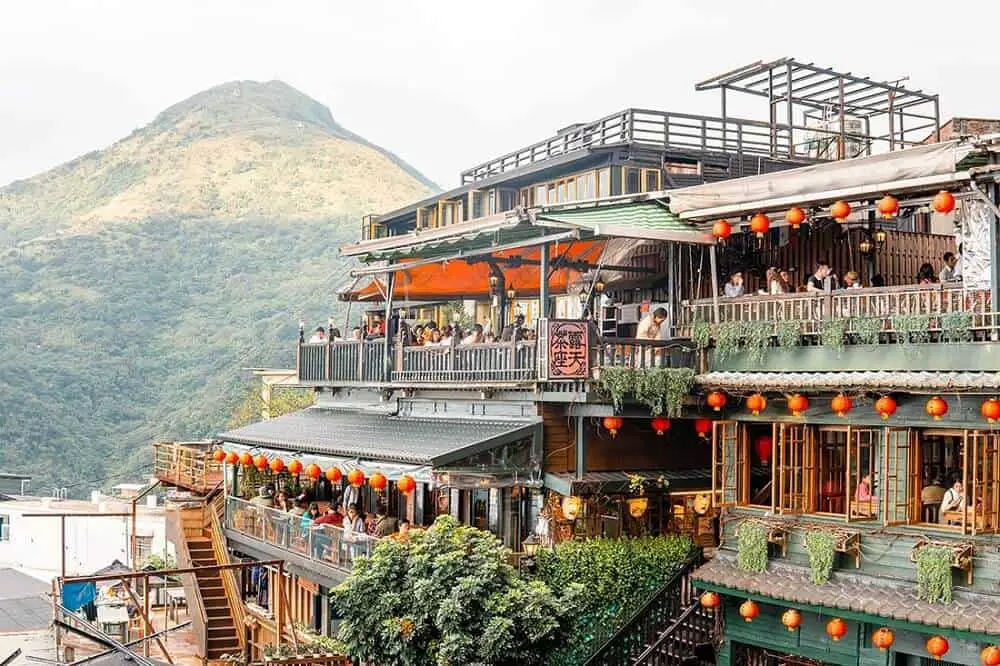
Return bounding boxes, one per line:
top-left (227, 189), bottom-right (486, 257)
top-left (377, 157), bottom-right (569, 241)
top-left (697, 371), bottom-right (1000, 392)
top-left (219, 407), bottom-right (539, 466)
top-left (0, 569), bottom-right (50, 633)
top-left (536, 201), bottom-right (712, 244)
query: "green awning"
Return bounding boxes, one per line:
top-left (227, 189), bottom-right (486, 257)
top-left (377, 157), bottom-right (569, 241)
top-left (536, 201), bottom-right (713, 244)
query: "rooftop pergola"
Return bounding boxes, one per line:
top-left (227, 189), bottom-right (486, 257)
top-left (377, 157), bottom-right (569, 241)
top-left (696, 57), bottom-right (941, 159)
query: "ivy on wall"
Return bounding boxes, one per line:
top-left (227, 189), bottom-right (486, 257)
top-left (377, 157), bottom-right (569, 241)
top-left (820, 319), bottom-right (846, 350)
top-left (598, 367), bottom-right (695, 418)
top-left (737, 521), bottom-right (769, 573)
top-left (803, 531), bottom-right (836, 585)
top-left (916, 545), bottom-right (954, 604)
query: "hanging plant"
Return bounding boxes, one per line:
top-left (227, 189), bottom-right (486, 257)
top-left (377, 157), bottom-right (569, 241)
top-left (916, 545), bottom-right (953, 604)
top-left (737, 521), bottom-right (769, 573)
top-left (803, 530), bottom-right (837, 585)
top-left (940, 312), bottom-right (973, 343)
top-left (692, 319), bottom-right (711, 349)
top-left (893, 314), bottom-right (931, 344)
top-left (634, 367), bottom-right (696, 418)
top-left (598, 366), bottom-right (634, 411)
top-left (776, 321), bottom-right (800, 348)
top-left (820, 319), bottom-right (847, 350)
top-left (627, 474), bottom-right (646, 495)
top-left (715, 321), bottom-right (743, 361)
top-left (743, 321), bottom-right (772, 364)
top-left (852, 316), bottom-right (882, 345)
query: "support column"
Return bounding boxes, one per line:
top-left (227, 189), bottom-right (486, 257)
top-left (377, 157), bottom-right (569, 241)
top-left (574, 415), bottom-right (587, 482)
top-left (382, 269), bottom-right (396, 382)
top-left (539, 243), bottom-right (550, 319)
top-left (992, 183), bottom-right (1000, 316)
top-left (709, 244), bottom-right (721, 325)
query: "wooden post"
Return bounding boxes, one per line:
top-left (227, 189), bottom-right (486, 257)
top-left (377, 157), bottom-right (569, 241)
top-left (60, 515), bottom-right (66, 578)
top-left (142, 576), bottom-right (151, 657)
top-left (120, 576), bottom-right (174, 664)
top-left (708, 244), bottom-right (721, 325)
top-left (275, 563), bottom-right (284, 650)
top-left (131, 499), bottom-right (138, 570)
top-left (539, 243), bottom-right (550, 319)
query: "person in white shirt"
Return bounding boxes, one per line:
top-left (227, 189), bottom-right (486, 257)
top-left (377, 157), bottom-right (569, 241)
top-left (462, 324), bottom-right (485, 344)
top-left (308, 327), bottom-right (326, 343)
top-left (842, 271), bottom-right (862, 289)
top-left (939, 252), bottom-right (959, 282)
top-left (636, 308), bottom-right (668, 340)
top-left (939, 479), bottom-right (965, 524)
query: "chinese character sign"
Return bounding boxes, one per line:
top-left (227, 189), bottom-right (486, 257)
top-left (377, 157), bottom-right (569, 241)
top-left (547, 320), bottom-right (589, 380)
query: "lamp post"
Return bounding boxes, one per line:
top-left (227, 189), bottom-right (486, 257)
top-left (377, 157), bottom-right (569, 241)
top-left (578, 290), bottom-right (590, 319)
top-left (520, 534), bottom-right (541, 573)
top-left (506, 286), bottom-right (517, 324)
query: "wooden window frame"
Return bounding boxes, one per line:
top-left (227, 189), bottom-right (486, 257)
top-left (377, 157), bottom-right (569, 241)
top-left (711, 420), bottom-right (748, 508)
top-left (772, 423), bottom-right (815, 515)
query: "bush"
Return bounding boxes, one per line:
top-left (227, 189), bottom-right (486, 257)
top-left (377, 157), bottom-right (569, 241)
top-left (535, 535), bottom-right (696, 666)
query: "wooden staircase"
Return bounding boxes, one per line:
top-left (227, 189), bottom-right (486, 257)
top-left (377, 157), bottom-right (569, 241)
top-left (187, 536), bottom-right (242, 660)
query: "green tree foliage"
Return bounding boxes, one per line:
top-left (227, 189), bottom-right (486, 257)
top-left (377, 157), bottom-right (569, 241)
top-left (228, 381), bottom-right (315, 429)
top-left (535, 536), bottom-right (696, 665)
top-left (332, 516), bottom-right (579, 666)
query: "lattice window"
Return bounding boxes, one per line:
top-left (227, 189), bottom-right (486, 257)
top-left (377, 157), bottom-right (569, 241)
top-left (712, 421), bottom-right (748, 507)
top-left (773, 424), bottom-right (815, 514)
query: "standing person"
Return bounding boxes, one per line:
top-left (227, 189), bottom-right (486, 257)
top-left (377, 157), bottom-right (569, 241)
top-left (342, 504), bottom-right (366, 561)
top-left (308, 327), bottom-right (326, 343)
top-left (637, 307), bottom-right (668, 341)
top-left (723, 272), bottom-right (744, 298)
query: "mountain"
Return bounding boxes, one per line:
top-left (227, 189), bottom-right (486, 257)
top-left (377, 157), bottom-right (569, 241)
top-left (0, 80), bottom-right (436, 492)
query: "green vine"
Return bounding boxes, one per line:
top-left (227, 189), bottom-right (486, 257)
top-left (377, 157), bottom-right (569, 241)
top-left (743, 321), bottom-right (772, 364)
top-left (803, 531), bottom-right (837, 585)
top-left (893, 314), bottom-right (931, 344)
top-left (715, 321), bottom-right (743, 361)
top-left (633, 367), bottom-right (696, 417)
top-left (852, 316), bottom-right (882, 345)
top-left (737, 521), bottom-right (769, 573)
top-left (940, 312), bottom-right (973, 343)
top-left (776, 321), bottom-right (800, 348)
top-left (820, 318), bottom-right (847, 350)
top-left (598, 366), bottom-right (634, 411)
top-left (916, 546), bottom-right (953, 604)
top-left (692, 319), bottom-right (711, 349)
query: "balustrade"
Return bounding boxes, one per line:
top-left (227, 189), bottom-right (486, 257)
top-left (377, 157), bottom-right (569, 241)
top-left (153, 442), bottom-right (223, 493)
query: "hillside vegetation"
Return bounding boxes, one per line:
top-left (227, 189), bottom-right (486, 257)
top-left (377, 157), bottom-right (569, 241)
top-left (0, 80), bottom-right (435, 491)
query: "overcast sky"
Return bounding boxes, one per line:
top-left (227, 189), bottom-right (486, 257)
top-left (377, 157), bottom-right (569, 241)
top-left (2, 0), bottom-right (999, 189)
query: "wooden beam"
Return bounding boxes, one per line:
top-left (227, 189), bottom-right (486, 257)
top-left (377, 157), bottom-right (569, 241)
top-left (61, 559), bottom-right (283, 584)
top-left (119, 577), bottom-right (173, 664)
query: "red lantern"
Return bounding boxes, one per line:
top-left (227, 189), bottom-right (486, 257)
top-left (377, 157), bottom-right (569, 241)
top-left (603, 416), bottom-right (624, 437)
top-left (875, 396), bottom-right (897, 420)
top-left (369, 471), bottom-right (388, 492)
top-left (755, 436), bottom-right (773, 466)
top-left (746, 393), bottom-right (767, 416)
top-left (325, 467), bottom-right (343, 483)
top-left (397, 475), bottom-right (417, 495)
top-left (980, 645), bottom-right (1000, 666)
top-left (712, 219), bottom-right (732, 241)
top-left (239, 452), bottom-right (253, 467)
top-left (224, 451), bottom-right (239, 465)
top-left (877, 195), bottom-right (899, 219)
top-left (826, 618), bottom-right (848, 642)
top-left (707, 391), bottom-right (728, 412)
top-left (927, 635), bottom-right (949, 660)
top-left (926, 396), bottom-right (949, 421)
top-left (287, 459), bottom-right (303, 476)
top-left (872, 627), bottom-right (895, 652)
top-left (982, 399), bottom-right (1000, 424)
top-left (699, 591), bottom-right (720, 609)
top-left (253, 455), bottom-right (268, 470)
top-left (932, 190), bottom-right (956, 214)
top-left (785, 207), bottom-right (806, 229)
top-left (695, 418), bottom-right (713, 438)
top-left (651, 417), bottom-right (671, 436)
top-left (787, 394), bottom-right (809, 417)
top-left (750, 213), bottom-right (770, 238)
top-left (781, 609), bottom-right (802, 632)
top-left (739, 600), bottom-right (759, 623)
top-left (347, 469), bottom-right (365, 488)
top-left (304, 463), bottom-right (322, 480)
top-left (269, 458), bottom-right (285, 474)
top-left (212, 449), bottom-right (226, 463)
top-left (831, 200), bottom-right (852, 222)
top-left (831, 394), bottom-right (853, 417)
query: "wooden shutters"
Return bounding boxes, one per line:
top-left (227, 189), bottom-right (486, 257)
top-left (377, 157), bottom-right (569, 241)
top-left (712, 421), bottom-right (747, 507)
top-left (774, 424), bottom-right (815, 514)
top-left (966, 431), bottom-right (1000, 535)
top-left (880, 428), bottom-right (912, 525)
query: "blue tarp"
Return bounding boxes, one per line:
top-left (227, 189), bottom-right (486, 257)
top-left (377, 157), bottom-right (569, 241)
top-left (62, 581), bottom-right (96, 612)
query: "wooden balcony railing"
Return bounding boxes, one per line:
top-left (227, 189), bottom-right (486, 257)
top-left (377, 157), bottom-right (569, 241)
top-left (679, 284), bottom-right (997, 341)
top-left (599, 338), bottom-right (697, 370)
top-left (153, 441), bottom-right (223, 494)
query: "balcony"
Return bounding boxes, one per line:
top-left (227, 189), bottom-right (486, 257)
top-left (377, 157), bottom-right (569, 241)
top-left (153, 441), bottom-right (223, 494)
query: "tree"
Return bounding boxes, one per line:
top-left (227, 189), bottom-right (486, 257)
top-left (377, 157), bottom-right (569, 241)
top-left (332, 516), bottom-right (579, 666)
top-left (228, 380), bottom-right (314, 428)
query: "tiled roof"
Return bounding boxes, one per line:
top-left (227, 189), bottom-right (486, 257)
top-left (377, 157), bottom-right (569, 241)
top-left (697, 371), bottom-right (1000, 392)
top-left (693, 555), bottom-right (1000, 636)
top-left (219, 407), bottom-right (539, 466)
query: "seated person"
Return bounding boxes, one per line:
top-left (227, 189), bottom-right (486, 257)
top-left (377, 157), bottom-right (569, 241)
top-left (853, 473), bottom-right (878, 516)
top-left (723, 272), bottom-right (744, 298)
top-left (939, 252), bottom-right (959, 282)
top-left (308, 327), bottom-right (326, 343)
top-left (939, 479), bottom-right (965, 524)
top-left (842, 271), bottom-right (861, 289)
top-left (917, 263), bottom-right (938, 285)
top-left (806, 261), bottom-right (834, 292)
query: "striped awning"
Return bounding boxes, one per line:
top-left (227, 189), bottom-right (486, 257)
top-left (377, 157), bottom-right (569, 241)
top-left (536, 201), bottom-right (712, 244)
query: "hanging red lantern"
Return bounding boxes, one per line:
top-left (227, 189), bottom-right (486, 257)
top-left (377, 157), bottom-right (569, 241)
top-left (712, 219), bottom-right (732, 241)
top-left (831, 200), bottom-right (852, 222)
top-left (212, 449), bottom-right (226, 463)
top-left (755, 436), bottom-right (773, 466)
top-left (707, 391), bottom-right (728, 412)
top-left (926, 396), bottom-right (949, 421)
top-left (695, 418), bottom-right (713, 438)
top-left (980, 645), bottom-right (1000, 666)
top-left (831, 394), bottom-right (853, 417)
top-left (269, 458), bottom-right (285, 474)
top-left (750, 213), bottom-right (771, 238)
top-left (927, 635), bottom-right (950, 660)
top-left (699, 591), bottom-right (720, 609)
top-left (397, 475), bottom-right (417, 495)
top-left (347, 469), bottom-right (365, 488)
top-left (305, 463), bottom-right (322, 480)
top-left (739, 600), bottom-right (759, 623)
top-left (746, 393), bottom-right (767, 416)
top-left (787, 394), bottom-right (809, 417)
top-left (253, 455), bottom-right (269, 471)
top-left (982, 399), bottom-right (1000, 424)
top-left (369, 472), bottom-right (388, 492)
top-left (932, 190), bottom-right (956, 214)
top-left (325, 466), bottom-right (343, 483)
top-left (875, 396), bottom-right (897, 420)
top-left (224, 451), bottom-right (239, 465)
top-left (826, 618), bottom-right (848, 642)
top-left (785, 207), bottom-right (806, 229)
top-left (603, 416), bottom-right (624, 437)
top-left (877, 195), bottom-right (900, 219)
top-left (651, 417), bottom-right (671, 436)
top-left (287, 459), bottom-right (303, 476)
top-left (781, 609), bottom-right (802, 632)
top-left (239, 452), bottom-right (253, 467)
top-left (872, 627), bottom-right (895, 652)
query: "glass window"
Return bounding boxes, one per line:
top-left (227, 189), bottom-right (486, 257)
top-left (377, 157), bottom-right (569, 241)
top-left (645, 169), bottom-right (661, 192)
top-left (535, 185), bottom-right (547, 205)
top-left (577, 172), bottom-right (596, 200)
top-left (557, 181), bottom-right (568, 202)
top-left (598, 168), bottom-right (611, 196)
top-left (624, 168), bottom-right (641, 194)
top-left (0, 514), bottom-right (9, 542)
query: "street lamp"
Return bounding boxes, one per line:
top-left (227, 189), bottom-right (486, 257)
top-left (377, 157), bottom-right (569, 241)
top-left (488, 274), bottom-right (499, 292)
top-left (874, 228), bottom-right (887, 249)
top-left (858, 238), bottom-right (874, 255)
top-left (520, 534), bottom-right (542, 573)
top-left (506, 286), bottom-right (516, 301)
top-left (594, 277), bottom-right (605, 296)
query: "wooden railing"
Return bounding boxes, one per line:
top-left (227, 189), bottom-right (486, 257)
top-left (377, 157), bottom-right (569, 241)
top-left (153, 441), bottom-right (223, 493)
top-left (166, 508), bottom-right (209, 659)
top-left (583, 551), bottom-right (709, 666)
top-left (599, 338), bottom-right (697, 370)
top-left (680, 284), bottom-right (997, 339)
top-left (208, 492), bottom-right (247, 654)
top-left (632, 602), bottom-right (718, 666)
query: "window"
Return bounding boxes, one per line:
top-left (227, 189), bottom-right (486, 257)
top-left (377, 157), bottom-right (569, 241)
top-left (577, 172), bottom-right (596, 200)
top-left (712, 421), bottom-right (748, 507)
top-left (597, 168), bottom-right (611, 197)
top-left (534, 185), bottom-right (547, 206)
top-left (0, 514), bottom-right (9, 542)
top-left (135, 535), bottom-right (153, 563)
top-left (624, 167), bottom-right (641, 194)
top-left (773, 424), bottom-right (814, 514)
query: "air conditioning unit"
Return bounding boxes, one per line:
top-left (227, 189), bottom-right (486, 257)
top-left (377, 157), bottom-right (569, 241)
top-left (807, 116), bottom-right (865, 160)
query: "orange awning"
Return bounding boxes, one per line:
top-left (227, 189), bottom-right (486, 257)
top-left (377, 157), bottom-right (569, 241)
top-left (342, 239), bottom-right (608, 302)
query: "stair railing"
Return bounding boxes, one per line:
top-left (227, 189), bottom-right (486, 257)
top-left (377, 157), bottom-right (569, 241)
top-left (166, 508), bottom-right (208, 657)
top-left (632, 601), bottom-right (719, 666)
top-left (207, 494), bottom-right (248, 654)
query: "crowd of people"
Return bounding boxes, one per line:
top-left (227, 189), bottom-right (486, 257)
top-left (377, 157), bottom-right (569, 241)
top-left (306, 312), bottom-right (536, 346)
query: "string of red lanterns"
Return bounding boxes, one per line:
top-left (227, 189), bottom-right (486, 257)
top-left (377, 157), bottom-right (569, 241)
top-left (927, 635), bottom-right (949, 660)
top-left (982, 645), bottom-right (1000, 666)
top-left (872, 627), bottom-right (894, 652)
top-left (738, 600), bottom-right (759, 622)
top-left (707, 391), bottom-right (728, 412)
top-left (287, 459), bottom-right (303, 476)
top-left (712, 219), bottom-right (732, 241)
top-left (781, 609), bottom-right (801, 632)
top-left (749, 213), bottom-right (770, 238)
top-left (746, 393), bottom-right (767, 416)
top-left (877, 195), bottom-right (899, 219)
top-left (826, 618), bottom-right (848, 642)
top-left (785, 207), bottom-right (806, 229)
top-left (787, 394), bottom-right (809, 417)
top-left (926, 396), bottom-right (949, 421)
top-left (831, 394), bottom-right (853, 417)
top-left (982, 399), bottom-right (1000, 424)
top-left (933, 190), bottom-right (956, 214)
top-left (695, 418), bottom-right (713, 438)
top-left (369, 471), bottom-right (388, 492)
top-left (831, 200), bottom-right (852, 222)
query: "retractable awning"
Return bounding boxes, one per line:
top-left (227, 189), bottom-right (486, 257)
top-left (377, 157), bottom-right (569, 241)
top-left (535, 200), bottom-right (713, 244)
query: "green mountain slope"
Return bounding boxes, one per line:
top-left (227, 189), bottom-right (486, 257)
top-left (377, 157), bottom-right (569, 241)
top-left (0, 81), bottom-right (435, 491)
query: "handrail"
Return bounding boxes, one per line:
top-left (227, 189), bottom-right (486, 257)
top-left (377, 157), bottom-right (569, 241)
top-left (632, 599), bottom-right (716, 666)
top-left (154, 441), bottom-right (222, 493)
top-left (208, 501), bottom-right (247, 653)
top-left (167, 508), bottom-right (209, 656)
